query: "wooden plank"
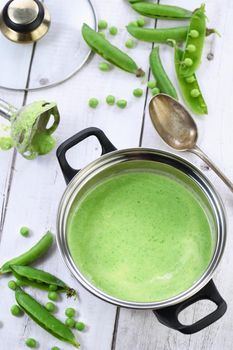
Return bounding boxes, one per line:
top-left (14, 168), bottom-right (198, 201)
top-left (115, 0), bottom-right (233, 349)
top-left (0, 0), bottom-right (154, 349)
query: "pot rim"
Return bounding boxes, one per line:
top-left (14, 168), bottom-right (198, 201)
top-left (56, 148), bottom-right (227, 310)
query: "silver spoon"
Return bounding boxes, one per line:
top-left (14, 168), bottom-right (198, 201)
top-left (149, 93), bottom-right (233, 193)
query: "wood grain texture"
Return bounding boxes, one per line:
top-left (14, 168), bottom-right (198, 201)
top-left (1, 0), bottom-right (233, 349)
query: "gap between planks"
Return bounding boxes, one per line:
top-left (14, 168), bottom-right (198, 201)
top-left (0, 43), bottom-right (37, 242)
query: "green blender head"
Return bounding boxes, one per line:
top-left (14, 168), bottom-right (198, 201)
top-left (0, 99), bottom-right (60, 159)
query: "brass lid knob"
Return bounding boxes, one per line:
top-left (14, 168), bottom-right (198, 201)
top-left (8, 0), bottom-right (39, 25)
top-left (0, 0), bottom-right (51, 43)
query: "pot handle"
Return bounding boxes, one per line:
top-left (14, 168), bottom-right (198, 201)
top-left (153, 280), bottom-right (227, 334)
top-left (57, 127), bottom-right (117, 184)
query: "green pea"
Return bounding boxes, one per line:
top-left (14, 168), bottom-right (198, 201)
top-left (185, 76), bottom-right (196, 84)
top-left (183, 58), bottom-right (193, 67)
top-left (25, 338), bottom-right (37, 348)
top-left (11, 304), bottom-right (22, 317)
top-left (48, 291), bottom-right (59, 301)
top-left (88, 98), bottom-right (99, 109)
top-left (8, 280), bottom-right (17, 290)
top-left (75, 322), bottom-right (86, 331)
top-left (65, 307), bottom-right (76, 318)
top-left (137, 17), bottom-right (145, 27)
top-left (109, 26), bottom-right (118, 35)
top-left (106, 95), bottom-right (115, 105)
top-left (133, 88), bottom-right (143, 97)
top-left (128, 21), bottom-right (138, 27)
top-left (98, 62), bottom-right (111, 71)
top-left (51, 347), bottom-right (60, 350)
top-left (190, 29), bottom-right (199, 38)
top-left (151, 87), bottom-right (160, 96)
top-left (49, 284), bottom-right (58, 291)
top-left (20, 226), bottom-right (30, 237)
top-left (98, 20), bottom-right (108, 30)
top-left (65, 318), bottom-right (75, 328)
top-left (186, 44), bottom-right (196, 53)
top-left (147, 80), bottom-right (157, 89)
top-left (125, 39), bottom-right (135, 49)
top-left (16, 279), bottom-right (24, 287)
top-left (45, 302), bottom-right (57, 313)
top-left (190, 89), bottom-right (201, 97)
top-left (116, 100), bottom-right (127, 109)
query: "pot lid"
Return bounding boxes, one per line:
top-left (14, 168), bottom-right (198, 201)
top-left (0, 0), bottom-right (97, 91)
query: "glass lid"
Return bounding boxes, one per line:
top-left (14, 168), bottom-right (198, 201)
top-left (0, 0), bottom-right (97, 91)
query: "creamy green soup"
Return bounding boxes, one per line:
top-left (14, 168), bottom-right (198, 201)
top-left (67, 171), bottom-right (213, 302)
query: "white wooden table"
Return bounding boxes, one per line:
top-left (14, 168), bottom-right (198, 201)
top-left (1, 0), bottom-right (233, 349)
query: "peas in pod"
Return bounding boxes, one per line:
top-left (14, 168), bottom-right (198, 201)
top-left (10, 265), bottom-right (76, 298)
top-left (174, 45), bottom-right (208, 115)
top-left (179, 4), bottom-right (207, 77)
top-left (15, 287), bottom-right (80, 348)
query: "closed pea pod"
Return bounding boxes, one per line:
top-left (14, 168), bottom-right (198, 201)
top-left (82, 23), bottom-right (144, 77)
top-left (0, 231), bottom-right (53, 274)
top-left (126, 25), bottom-right (217, 44)
top-left (131, 3), bottom-right (192, 20)
top-left (127, 25), bottom-right (188, 44)
top-left (10, 265), bottom-right (76, 298)
top-left (174, 45), bottom-right (207, 115)
top-left (150, 46), bottom-right (178, 100)
top-left (129, 0), bottom-right (143, 3)
top-left (180, 4), bottom-right (206, 77)
top-left (15, 287), bottom-right (80, 348)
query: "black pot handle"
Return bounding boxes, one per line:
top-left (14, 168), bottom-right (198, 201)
top-left (57, 127), bottom-right (117, 184)
top-left (154, 280), bottom-right (227, 334)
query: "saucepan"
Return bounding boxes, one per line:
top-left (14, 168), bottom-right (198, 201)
top-left (56, 127), bottom-right (227, 335)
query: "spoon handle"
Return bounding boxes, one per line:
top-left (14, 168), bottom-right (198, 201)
top-left (191, 145), bottom-right (233, 193)
top-left (0, 99), bottom-right (17, 120)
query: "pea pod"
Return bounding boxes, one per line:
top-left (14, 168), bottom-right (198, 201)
top-left (127, 25), bottom-right (217, 44)
top-left (10, 265), bottom-right (76, 298)
top-left (150, 46), bottom-right (178, 100)
top-left (175, 45), bottom-right (207, 115)
top-left (179, 4), bottom-right (206, 77)
top-left (131, 3), bottom-right (192, 20)
top-left (82, 23), bottom-right (144, 77)
top-left (0, 231), bottom-right (53, 274)
top-left (15, 287), bottom-right (80, 348)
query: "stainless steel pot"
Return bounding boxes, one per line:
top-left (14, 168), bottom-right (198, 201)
top-left (56, 127), bottom-right (227, 334)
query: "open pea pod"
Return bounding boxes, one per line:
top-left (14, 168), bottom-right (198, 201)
top-left (11, 265), bottom-right (76, 298)
top-left (179, 4), bottom-right (206, 77)
top-left (174, 44), bottom-right (208, 115)
top-left (15, 287), bottom-right (80, 348)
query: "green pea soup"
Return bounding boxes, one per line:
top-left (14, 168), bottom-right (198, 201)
top-left (67, 168), bottom-right (215, 303)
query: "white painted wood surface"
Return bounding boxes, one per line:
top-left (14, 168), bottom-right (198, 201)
top-left (0, 0), bottom-right (233, 349)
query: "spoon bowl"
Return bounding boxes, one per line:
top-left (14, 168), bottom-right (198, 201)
top-left (149, 93), bottom-right (233, 193)
top-left (149, 94), bottom-right (198, 151)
